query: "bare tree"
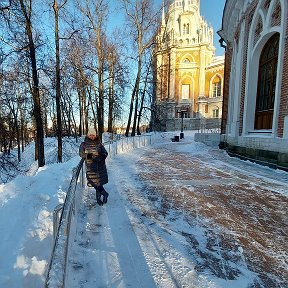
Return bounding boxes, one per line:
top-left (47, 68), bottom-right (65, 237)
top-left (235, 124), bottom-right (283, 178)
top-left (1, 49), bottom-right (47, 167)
top-left (105, 34), bottom-right (128, 135)
top-left (65, 38), bottom-right (90, 135)
top-left (52, 0), bottom-right (67, 162)
top-left (18, 0), bottom-right (45, 166)
top-left (106, 44), bottom-right (116, 133)
top-left (137, 56), bottom-right (152, 134)
top-left (76, 0), bottom-right (109, 140)
top-left (120, 0), bottom-right (160, 137)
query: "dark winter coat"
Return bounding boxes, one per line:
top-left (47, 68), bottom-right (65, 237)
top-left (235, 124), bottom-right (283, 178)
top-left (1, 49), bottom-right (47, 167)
top-left (79, 136), bottom-right (108, 187)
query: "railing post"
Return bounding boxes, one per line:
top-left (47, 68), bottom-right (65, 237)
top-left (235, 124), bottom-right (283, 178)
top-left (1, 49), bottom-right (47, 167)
top-left (53, 204), bottom-right (63, 239)
top-left (81, 165), bottom-right (84, 188)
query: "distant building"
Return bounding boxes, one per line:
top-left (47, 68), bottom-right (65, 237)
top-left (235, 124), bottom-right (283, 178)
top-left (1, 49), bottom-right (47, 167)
top-left (218, 0), bottom-right (288, 170)
top-left (152, 0), bottom-right (224, 131)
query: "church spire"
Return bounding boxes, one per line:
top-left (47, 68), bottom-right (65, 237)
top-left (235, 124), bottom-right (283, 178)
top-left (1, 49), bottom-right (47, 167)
top-left (161, 1), bottom-right (166, 27)
top-left (183, 0), bottom-right (187, 11)
top-left (180, 0), bottom-right (200, 12)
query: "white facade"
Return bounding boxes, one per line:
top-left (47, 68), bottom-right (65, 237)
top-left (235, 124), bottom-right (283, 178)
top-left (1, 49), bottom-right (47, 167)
top-left (218, 0), bottom-right (288, 169)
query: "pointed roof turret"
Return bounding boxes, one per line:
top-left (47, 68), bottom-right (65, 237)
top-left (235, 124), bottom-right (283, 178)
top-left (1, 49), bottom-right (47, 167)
top-left (161, 3), bottom-right (166, 27)
top-left (183, 0), bottom-right (187, 11)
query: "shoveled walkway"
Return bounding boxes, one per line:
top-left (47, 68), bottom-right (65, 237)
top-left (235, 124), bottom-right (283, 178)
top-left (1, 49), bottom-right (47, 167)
top-left (65, 185), bottom-right (156, 288)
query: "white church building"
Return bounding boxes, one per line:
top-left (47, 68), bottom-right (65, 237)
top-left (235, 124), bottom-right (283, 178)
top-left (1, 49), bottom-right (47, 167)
top-left (152, 0), bottom-right (225, 132)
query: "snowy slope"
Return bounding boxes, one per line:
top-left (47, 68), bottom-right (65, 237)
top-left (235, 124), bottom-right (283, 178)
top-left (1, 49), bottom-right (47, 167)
top-left (0, 138), bottom-right (80, 287)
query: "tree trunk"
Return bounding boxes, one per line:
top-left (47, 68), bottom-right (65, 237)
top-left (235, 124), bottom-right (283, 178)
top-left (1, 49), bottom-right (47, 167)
top-left (53, 0), bottom-right (63, 162)
top-left (107, 77), bottom-right (114, 134)
top-left (97, 66), bottom-right (105, 140)
top-left (87, 86), bottom-right (98, 134)
top-left (78, 85), bottom-right (87, 136)
top-left (107, 52), bottom-right (115, 134)
top-left (137, 63), bottom-right (151, 135)
top-left (131, 81), bottom-right (139, 136)
top-left (126, 60), bottom-right (141, 137)
top-left (19, 0), bottom-right (45, 167)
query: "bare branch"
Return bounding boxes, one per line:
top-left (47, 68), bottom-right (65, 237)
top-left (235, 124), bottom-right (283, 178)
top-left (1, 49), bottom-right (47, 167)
top-left (0, 0), bottom-right (11, 11)
top-left (0, 36), bottom-right (29, 51)
top-left (59, 29), bottom-right (79, 40)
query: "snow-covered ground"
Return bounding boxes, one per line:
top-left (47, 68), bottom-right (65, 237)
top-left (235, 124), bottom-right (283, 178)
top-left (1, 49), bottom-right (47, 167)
top-left (0, 138), bottom-right (80, 288)
top-left (0, 131), bottom-right (287, 288)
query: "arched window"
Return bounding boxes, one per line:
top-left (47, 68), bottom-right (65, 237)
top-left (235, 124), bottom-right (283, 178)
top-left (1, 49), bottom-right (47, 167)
top-left (181, 84), bottom-right (189, 100)
top-left (213, 108), bottom-right (219, 118)
top-left (255, 33), bottom-right (279, 129)
top-left (183, 23), bottom-right (189, 35)
top-left (212, 76), bottom-right (221, 97)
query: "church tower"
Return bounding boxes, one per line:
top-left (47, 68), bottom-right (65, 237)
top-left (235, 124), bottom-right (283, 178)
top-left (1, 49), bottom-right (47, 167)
top-left (152, 0), bottom-right (224, 131)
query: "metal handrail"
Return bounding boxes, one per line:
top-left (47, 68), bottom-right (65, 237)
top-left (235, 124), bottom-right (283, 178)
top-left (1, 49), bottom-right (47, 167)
top-left (104, 134), bottom-right (153, 156)
top-left (45, 157), bottom-right (84, 288)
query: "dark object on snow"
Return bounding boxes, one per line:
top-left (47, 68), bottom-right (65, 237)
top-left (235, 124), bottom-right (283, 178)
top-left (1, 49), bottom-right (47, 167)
top-left (171, 135), bottom-right (180, 142)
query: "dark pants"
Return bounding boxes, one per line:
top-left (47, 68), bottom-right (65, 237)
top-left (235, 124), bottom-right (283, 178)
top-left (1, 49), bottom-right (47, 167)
top-left (96, 186), bottom-right (109, 205)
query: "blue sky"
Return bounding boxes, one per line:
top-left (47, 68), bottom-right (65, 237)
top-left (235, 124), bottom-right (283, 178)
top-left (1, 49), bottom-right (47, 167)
top-left (109, 0), bottom-right (226, 56)
top-left (200, 0), bottom-right (226, 55)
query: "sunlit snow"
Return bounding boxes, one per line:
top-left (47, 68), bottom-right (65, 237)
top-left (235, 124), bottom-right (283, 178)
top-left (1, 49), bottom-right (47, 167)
top-left (0, 131), bottom-right (287, 288)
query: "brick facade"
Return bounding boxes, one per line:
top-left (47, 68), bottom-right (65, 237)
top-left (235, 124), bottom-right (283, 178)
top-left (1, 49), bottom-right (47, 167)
top-left (220, 43), bottom-right (232, 135)
top-left (219, 0), bottom-right (288, 170)
top-left (239, 0), bottom-right (258, 135)
top-left (278, 18), bottom-right (288, 137)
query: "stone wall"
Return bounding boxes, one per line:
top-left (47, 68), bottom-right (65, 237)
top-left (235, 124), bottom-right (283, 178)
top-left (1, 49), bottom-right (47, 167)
top-left (223, 134), bottom-right (288, 170)
top-left (163, 118), bottom-right (221, 132)
top-left (194, 133), bottom-right (221, 147)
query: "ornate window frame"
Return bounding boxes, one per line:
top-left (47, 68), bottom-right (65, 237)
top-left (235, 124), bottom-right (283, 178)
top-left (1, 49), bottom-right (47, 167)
top-left (255, 33), bottom-right (279, 129)
top-left (209, 74), bottom-right (223, 98)
top-left (242, 0), bottom-right (286, 135)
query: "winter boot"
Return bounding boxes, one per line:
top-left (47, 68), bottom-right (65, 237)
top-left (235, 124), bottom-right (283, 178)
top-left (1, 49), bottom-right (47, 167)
top-left (102, 189), bottom-right (109, 204)
top-left (96, 190), bottom-right (103, 206)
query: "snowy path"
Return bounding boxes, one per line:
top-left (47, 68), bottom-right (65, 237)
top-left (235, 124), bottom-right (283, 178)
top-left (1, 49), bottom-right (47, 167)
top-left (65, 182), bottom-right (156, 288)
top-left (65, 149), bottom-right (218, 288)
top-left (65, 134), bottom-right (288, 288)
